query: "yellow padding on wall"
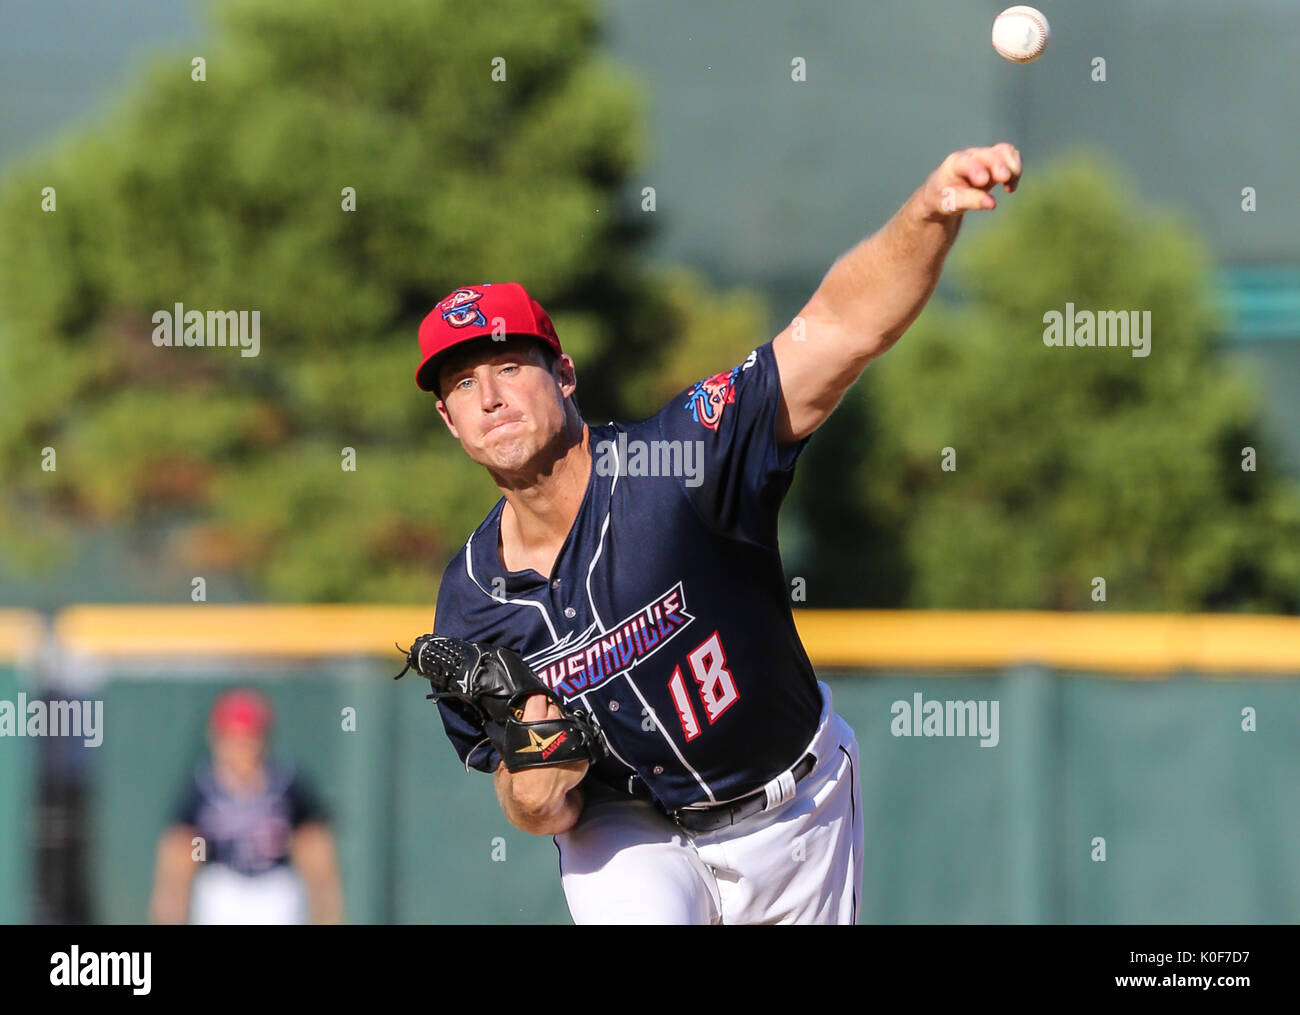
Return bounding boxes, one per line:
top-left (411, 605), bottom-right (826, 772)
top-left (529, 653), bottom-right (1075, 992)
top-left (56, 605), bottom-right (434, 660)
top-left (46, 606), bottom-right (1300, 673)
top-left (795, 610), bottom-right (1300, 674)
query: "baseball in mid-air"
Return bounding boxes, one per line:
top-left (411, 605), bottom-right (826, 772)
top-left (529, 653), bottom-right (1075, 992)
top-left (992, 6), bottom-right (1051, 63)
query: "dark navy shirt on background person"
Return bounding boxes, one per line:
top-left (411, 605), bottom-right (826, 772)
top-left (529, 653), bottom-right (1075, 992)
top-left (172, 762), bottom-right (325, 876)
top-left (430, 340), bottom-right (824, 812)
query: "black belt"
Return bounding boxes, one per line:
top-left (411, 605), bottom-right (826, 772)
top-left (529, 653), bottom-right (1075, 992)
top-left (665, 752), bottom-right (817, 834)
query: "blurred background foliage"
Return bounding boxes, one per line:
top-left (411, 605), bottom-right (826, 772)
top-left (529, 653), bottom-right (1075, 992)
top-left (794, 157), bottom-right (1300, 611)
top-left (1, 0), bottom-right (1297, 610)
top-left (0, 0), bottom-right (762, 601)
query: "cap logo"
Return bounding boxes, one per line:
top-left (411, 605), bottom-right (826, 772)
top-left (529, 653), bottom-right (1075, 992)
top-left (439, 288), bottom-right (487, 329)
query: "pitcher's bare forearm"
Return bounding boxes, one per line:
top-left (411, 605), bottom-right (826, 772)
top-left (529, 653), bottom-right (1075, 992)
top-left (494, 760), bottom-right (586, 835)
top-left (773, 144), bottom-right (1022, 443)
top-left (490, 691), bottom-right (588, 834)
top-left (805, 189), bottom-right (960, 358)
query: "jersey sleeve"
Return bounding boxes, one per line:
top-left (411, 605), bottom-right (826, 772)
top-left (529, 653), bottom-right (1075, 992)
top-left (170, 775), bottom-right (202, 828)
top-left (434, 699), bottom-right (500, 774)
top-left (431, 565), bottom-right (502, 775)
top-left (285, 769), bottom-right (329, 827)
top-left (656, 340), bottom-right (810, 548)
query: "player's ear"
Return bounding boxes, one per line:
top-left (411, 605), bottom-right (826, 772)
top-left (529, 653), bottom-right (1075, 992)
top-left (435, 398), bottom-right (461, 439)
top-left (554, 353), bottom-right (577, 403)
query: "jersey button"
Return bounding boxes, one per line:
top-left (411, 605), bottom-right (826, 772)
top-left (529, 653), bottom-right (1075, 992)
top-left (551, 578), bottom-right (561, 589)
top-left (608, 700), bottom-right (619, 712)
top-left (564, 607), bottom-right (575, 618)
top-left (653, 765), bottom-right (664, 775)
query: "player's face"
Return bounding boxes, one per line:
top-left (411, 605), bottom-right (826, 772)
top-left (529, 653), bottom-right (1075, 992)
top-left (211, 730), bottom-right (266, 782)
top-left (436, 339), bottom-right (576, 476)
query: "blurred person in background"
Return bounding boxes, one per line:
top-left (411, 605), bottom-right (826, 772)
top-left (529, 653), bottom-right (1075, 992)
top-left (148, 688), bottom-right (343, 924)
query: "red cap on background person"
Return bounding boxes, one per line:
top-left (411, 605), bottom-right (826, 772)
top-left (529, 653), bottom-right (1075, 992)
top-left (209, 688), bottom-right (274, 737)
top-left (415, 282), bottom-right (562, 393)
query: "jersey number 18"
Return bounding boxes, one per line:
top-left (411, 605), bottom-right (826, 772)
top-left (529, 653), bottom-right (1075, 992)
top-left (666, 630), bottom-right (739, 741)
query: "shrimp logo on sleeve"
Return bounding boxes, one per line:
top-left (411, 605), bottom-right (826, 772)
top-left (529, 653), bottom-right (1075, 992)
top-left (684, 364), bottom-right (742, 431)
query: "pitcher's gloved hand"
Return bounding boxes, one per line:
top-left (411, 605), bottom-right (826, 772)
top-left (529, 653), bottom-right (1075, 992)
top-left (394, 634), bottom-right (607, 772)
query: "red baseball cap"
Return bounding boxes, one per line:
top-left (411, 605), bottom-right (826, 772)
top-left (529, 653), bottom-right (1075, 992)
top-left (210, 689), bottom-right (274, 737)
top-left (415, 282), bottom-right (563, 393)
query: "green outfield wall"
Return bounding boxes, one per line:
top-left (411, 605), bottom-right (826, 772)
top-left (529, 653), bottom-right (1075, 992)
top-left (78, 660), bottom-right (1300, 924)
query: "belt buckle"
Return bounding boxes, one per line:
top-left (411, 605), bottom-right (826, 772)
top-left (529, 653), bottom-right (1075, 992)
top-left (672, 803), bottom-right (723, 834)
top-left (678, 796), bottom-right (748, 835)
top-left (672, 806), bottom-right (705, 832)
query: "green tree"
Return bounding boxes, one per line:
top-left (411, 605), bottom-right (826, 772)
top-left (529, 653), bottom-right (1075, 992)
top-left (787, 153), bottom-right (1300, 612)
top-left (0, 0), bottom-right (761, 601)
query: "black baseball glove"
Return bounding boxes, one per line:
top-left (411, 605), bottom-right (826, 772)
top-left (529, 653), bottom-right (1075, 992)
top-left (394, 634), bottom-right (606, 772)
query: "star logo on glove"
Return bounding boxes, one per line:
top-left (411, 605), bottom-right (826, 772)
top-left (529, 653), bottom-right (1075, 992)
top-left (515, 728), bottom-right (567, 757)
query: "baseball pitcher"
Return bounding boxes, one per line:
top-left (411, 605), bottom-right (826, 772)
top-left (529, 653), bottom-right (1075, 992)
top-left (397, 144), bottom-right (1021, 924)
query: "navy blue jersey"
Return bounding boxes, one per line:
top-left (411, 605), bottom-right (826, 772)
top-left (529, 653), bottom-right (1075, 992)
top-left (172, 761), bottom-right (326, 876)
top-left (431, 340), bottom-right (823, 811)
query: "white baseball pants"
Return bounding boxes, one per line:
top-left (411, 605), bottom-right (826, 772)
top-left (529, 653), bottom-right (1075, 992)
top-left (188, 862), bottom-right (308, 925)
top-left (554, 681), bottom-right (863, 924)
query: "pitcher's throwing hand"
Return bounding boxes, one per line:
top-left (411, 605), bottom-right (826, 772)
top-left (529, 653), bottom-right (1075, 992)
top-left (921, 143), bottom-right (1022, 218)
